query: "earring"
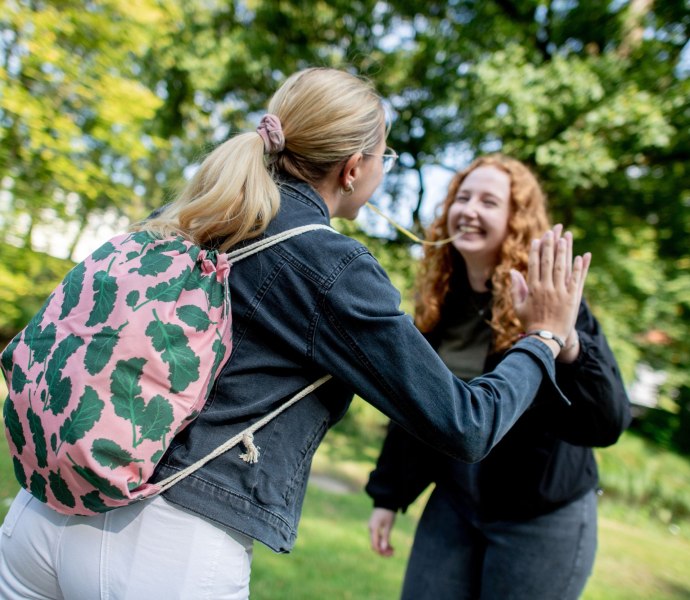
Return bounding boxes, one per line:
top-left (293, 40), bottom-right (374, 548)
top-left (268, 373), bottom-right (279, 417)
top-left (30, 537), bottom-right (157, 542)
top-left (340, 182), bottom-right (354, 196)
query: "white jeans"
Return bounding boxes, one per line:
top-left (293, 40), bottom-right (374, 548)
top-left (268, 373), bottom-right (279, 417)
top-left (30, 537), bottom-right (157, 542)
top-left (0, 488), bottom-right (253, 599)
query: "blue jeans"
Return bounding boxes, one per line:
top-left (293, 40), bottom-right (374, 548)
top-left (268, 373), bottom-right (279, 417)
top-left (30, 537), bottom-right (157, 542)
top-left (401, 487), bottom-right (597, 600)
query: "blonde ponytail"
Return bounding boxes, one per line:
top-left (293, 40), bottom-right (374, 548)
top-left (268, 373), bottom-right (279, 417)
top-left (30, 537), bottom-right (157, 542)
top-left (132, 133), bottom-right (279, 252)
top-left (132, 67), bottom-right (385, 250)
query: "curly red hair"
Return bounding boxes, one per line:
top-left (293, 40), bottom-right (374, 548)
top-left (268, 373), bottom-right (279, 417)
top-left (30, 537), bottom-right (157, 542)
top-left (415, 154), bottom-right (550, 353)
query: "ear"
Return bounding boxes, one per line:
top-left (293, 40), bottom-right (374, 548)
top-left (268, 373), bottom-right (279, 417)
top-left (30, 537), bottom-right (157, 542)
top-left (339, 152), bottom-right (363, 189)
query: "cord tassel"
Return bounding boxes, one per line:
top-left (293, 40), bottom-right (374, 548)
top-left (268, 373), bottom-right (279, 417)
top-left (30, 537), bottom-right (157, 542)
top-left (239, 433), bottom-right (260, 464)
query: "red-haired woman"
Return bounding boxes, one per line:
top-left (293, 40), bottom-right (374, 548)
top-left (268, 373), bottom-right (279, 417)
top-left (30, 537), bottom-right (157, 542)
top-left (367, 154), bottom-right (631, 600)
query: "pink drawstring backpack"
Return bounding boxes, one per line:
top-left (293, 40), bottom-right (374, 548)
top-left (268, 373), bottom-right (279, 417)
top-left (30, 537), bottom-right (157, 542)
top-left (1, 225), bottom-right (332, 516)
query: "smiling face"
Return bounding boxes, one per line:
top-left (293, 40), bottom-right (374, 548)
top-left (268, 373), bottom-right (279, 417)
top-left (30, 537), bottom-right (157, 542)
top-left (446, 165), bottom-right (511, 269)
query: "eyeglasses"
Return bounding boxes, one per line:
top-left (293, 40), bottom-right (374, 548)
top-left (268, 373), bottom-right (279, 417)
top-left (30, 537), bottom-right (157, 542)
top-left (364, 147), bottom-right (399, 173)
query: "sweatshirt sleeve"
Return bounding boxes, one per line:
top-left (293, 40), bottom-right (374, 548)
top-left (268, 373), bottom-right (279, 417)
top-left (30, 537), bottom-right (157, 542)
top-left (365, 421), bottom-right (438, 513)
top-left (549, 301), bottom-right (632, 447)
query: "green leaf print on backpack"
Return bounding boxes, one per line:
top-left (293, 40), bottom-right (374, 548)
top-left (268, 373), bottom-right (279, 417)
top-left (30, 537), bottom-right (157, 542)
top-left (177, 305), bottom-right (215, 332)
top-left (145, 310), bottom-right (200, 393)
top-left (91, 439), bottom-right (144, 469)
top-left (4, 398), bottom-right (26, 455)
top-left (27, 407), bottom-right (48, 469)
top-left (59, 261), bottom-right (86, 320)
top-left (12, 457), bottom-right (27, 489)
top-left (29, 323), bottom-right (57, 367)
top-left (84, 324), bottom-right (126, 376)
top-left (57, 386), bottom-right (104, 452)
top-left (138, 395), bottom-right (174, 445)
top-left (30, 471), bottom-right (47, 503)
top-left (86, 258), bottom-right (119, 327)
top-left (109, 357), bottom-right (174, 448)
top-left (10, 364), bottom-right (30, 394)
top-left (44, 334), bottom-right (85, 415)
top-left (1, 335), bottom-right (20, 373)
top-left (91, 241), bottom-right (118, 262)
top-left (69, 462), bottom-right (127, 500)
top-left (81, 490), bottom-right (111, 513)
top-left (130, 239), bottom-right (189, 277)
top-left (49, 470), bottom-right (76, 509)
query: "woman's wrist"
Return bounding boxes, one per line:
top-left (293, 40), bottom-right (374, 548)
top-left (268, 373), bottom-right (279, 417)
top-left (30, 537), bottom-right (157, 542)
top-left (525, 333), bottom-right (561, 358)
top-left (556, 330), bottom-right (580, 364)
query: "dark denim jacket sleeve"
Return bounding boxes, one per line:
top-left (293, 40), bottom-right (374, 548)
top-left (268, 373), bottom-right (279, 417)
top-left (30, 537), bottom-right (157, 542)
top-left (312, 250), bottom-right (566, 463)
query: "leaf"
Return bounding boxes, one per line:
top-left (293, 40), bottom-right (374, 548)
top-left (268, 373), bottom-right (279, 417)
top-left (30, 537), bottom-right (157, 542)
top-left (143, 267), bottom-right (192, 304)
top-left (91, 241), bottom-right (117, 262)
top-left (145, 316), bottom-right (200, 393)
top-left (48, 377), bottom-right (73, 416)
top-left (211, 336), bottom-right (228, 382)
top-left (1, 335), bottom-right (20, 374)
top-left (177, 304), bottom-right (214, 332)
top-left (30, 323), bottom-right (56, 365)
top-left (58, 386), bottom-right (104, 447)
top-left (84, 326), bottom-right (122, 375)
top-left (86, 269), bottom-right (119, 327)
top-left (12, 456), bottom-right (27, 489)
top-left (23, 297), bottom-right (52, 352)
top-left (30, 472), bottom-right (47, 502)
top-left (59, 261), bottom-right (87, 320)
top-left (126, 290), bottom-right (139, 307)
top-left (187, 269), bottom-right (225, 309)
top-left (92, 438), bottom-right (143, 469)
top-left (80, 490), bottom-right (111, 513)
top-left (11, 364), bottom-right (30, 394)
top-left (70, 462), bottom-right (127, 500)
top-left (137, 394), bottom-right (174, 444)
top-left (150, 449), bottom-right (164, 463)
top-left (27, 407), bottom-right (48, 469)
top-left (49, 470), bottom-right (76, 509)
top-left (110, 358), bottom-right (147, 423)
top-left (45, 334), bottom-right (84, 397)
top-left (3, 398), bottom-right (26, 454)
top-left (131, 244), bottom-right (173, 276)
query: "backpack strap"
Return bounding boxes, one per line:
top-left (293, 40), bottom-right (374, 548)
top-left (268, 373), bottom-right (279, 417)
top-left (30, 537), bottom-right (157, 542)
top-left (155, 374), bottom-right (333, 493)
top-left (154, 224), bottom-right (336, 494)
top-left (227, 224), bottom-right (335, 263)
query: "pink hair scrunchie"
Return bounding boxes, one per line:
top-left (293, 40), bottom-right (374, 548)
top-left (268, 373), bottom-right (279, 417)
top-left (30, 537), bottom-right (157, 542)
top-left (256, 114), bottom-right (285, 154)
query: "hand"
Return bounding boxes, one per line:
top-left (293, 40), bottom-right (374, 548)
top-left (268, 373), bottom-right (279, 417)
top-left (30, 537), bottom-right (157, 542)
top-left (510, 225), bottom-right (591, 357)
top-left (368, 508), bottom-right (396, 557)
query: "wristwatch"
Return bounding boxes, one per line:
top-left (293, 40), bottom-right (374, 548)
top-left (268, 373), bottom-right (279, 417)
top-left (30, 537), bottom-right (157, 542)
top-left (525, 329), bottom-right (565, 348)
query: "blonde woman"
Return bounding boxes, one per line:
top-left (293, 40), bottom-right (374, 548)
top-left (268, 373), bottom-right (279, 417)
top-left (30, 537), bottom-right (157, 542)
top-left (367, 155), bottom-right (630, 600)
top-left (1, 74), bottom-right (588, 599)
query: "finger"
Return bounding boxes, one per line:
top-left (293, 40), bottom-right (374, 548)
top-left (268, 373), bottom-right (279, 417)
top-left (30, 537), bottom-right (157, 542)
top-left (369, 526), bottom-right (380, 553)
top-left (510, 269), bottom-right (528, 308)
top-left (551, 224), bottom-right (564, 265)
top-left (527, 238), bottom-right (541, 288)
top-left (564, 231), bottom-right (573, 283)
top-left (540, 231), bottom-right (554, 286)
top-left (554, 238), bottom-right (567, 289)
top-left (577, 252), bottom-right (592, 299)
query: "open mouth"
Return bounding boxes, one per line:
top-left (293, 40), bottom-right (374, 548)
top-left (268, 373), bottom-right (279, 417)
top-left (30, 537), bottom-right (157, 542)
top-left (458, 225), bottom-right (483, 235)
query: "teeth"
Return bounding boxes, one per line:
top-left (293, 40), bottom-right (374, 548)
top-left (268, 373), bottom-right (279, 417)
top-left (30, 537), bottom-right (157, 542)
top-left (459, 225), bottom-right (481, 234)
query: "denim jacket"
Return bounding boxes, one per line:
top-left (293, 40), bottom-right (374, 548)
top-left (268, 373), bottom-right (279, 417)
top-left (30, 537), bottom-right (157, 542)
top-left (154, 176), bottom-right (565, 552)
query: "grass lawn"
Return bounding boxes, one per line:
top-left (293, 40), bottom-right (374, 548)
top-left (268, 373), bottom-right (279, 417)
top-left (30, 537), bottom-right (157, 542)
top-left (1, 386), bottom-right (690, 599)
top-left (247, 472), bottom-right (690, 600)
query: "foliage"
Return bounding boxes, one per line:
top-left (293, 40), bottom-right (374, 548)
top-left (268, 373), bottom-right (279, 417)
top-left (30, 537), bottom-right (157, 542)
top-left (0, 242), bottom-right (73, 342)
top-left (1, 1), bottom-right (689, 418)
